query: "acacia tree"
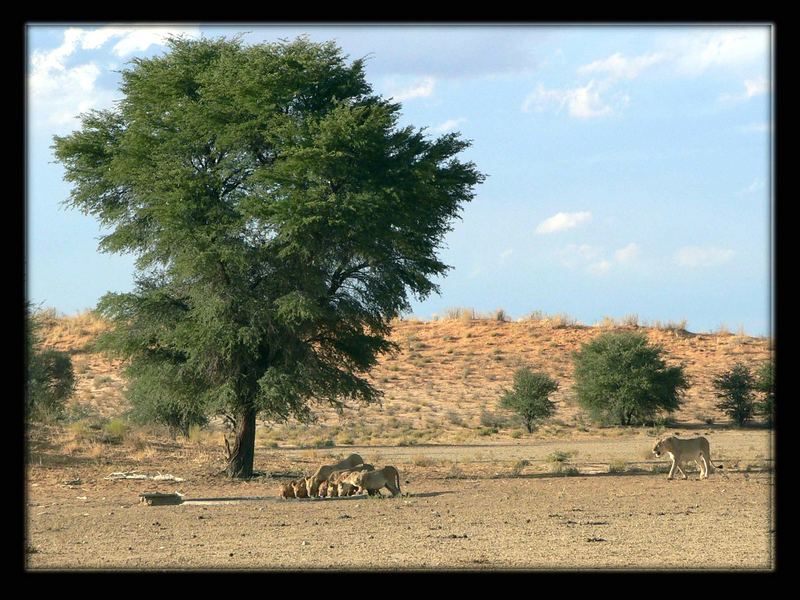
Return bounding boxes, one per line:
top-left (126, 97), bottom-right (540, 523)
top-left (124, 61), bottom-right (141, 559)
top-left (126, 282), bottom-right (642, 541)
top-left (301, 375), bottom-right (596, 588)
top-left (572, 331), bottom-right (688, 426)
top-left (53, 36), bottom-right (484, 477)
top-left (754, 359), bottom-right (774, 427)
top-left (713, 363), bottom-right (756, 426)
top-left (499, 368), bottom-right (558, 433)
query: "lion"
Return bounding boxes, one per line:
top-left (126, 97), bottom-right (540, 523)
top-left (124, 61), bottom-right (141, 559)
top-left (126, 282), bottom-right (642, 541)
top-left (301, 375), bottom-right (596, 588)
top-left (279, 482), bottom-right (296, 499)
top-left (341, 465), bottom-right (402, 497)
top-left (291, 477), bottom-right (310, 498)
top-left (305, 454), bottom-right (364, 497)
top-left (652, 435), bottom-right (723, 480)
top-left (317, 464), bottom-right (374, 498)
top-left (337, 481), bottom-right (358, 496)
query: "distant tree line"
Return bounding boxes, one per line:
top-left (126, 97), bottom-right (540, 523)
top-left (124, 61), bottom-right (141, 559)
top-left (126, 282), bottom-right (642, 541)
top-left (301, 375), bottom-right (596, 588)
top-left (499, 330), bottom-right (774, 431)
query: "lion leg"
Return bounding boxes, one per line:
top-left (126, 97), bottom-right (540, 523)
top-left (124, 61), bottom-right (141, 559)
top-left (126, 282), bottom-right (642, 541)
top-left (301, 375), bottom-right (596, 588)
top-left (700, 454), bottom-right (711, 479)
top-left (674, 463), bottom-right (687, 480)
top-left (667, 459), bottom-right (676, 480)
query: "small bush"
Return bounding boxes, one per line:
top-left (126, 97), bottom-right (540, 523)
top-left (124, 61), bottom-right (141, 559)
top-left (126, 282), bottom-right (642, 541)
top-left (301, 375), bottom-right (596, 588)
top-left (301, 438), bottom-right (335, 449)
top-left (492, 308), bottom-right (510, 322)
top-left (445, 462), bottom-right (463, 479)
top-left (480, 409), bottom-right (509, 429)
top-left (510, 459), bottom-right (530, 476)
top-left (551, 463), bottom-right (580, 476)
top-left (608, 460), bottom-right (626, 474)
top-left (412, 455), bottom-right (436, 467)
top-left (446, 410), bottom-right (465, 427)
top-left (547, 450), bottom-right (576, 463)
top-left (548, 313), bottom-right (577, 328)
top-left (102, 419), bottom-right (128, 444)
top-left (597, 316), bottom-right (617, 329)
top-left (621, 314), bottom-right (639, 327)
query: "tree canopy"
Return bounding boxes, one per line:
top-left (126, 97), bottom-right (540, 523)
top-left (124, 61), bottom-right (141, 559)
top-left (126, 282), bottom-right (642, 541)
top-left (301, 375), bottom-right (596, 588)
top-left (713, 363), bottom-right (756, 427)
top-left (499, 367), bottom-right (558, 433)
top-left (572, 330), bottom-right (688, 426)
top-left (52, 36), bottom-right (484, 476)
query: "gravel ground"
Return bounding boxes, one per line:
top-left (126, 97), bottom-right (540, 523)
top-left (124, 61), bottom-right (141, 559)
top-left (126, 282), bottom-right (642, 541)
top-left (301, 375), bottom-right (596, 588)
top-left (25, 430), bottom-right (775, 571)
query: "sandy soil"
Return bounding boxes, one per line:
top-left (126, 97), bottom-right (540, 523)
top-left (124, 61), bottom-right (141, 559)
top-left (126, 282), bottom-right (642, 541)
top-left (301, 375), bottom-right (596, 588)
top-left (25, 430), bottom-right (775, 571)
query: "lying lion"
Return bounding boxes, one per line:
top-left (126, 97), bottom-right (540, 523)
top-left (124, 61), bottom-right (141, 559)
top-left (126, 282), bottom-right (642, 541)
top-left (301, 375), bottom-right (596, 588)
top-left (306, 454), bottom-right (364, 497)
top-left (340, 465), bottom-right (402, 497)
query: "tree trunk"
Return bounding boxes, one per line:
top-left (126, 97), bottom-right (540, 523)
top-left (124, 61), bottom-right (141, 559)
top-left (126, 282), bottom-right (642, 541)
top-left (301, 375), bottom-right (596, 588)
top-left (226, 404), bottom-right (257, 478)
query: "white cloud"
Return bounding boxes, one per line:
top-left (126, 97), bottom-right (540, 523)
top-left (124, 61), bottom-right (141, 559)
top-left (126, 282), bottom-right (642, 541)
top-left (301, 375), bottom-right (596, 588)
top-left (588, 260), bottom-right (612, 275)
top-left (523, 81), bottom-right (616, 119)
top-left (558, 241), bottom-right (639, 275)
top-left (528, 28), bottom-right (769, 122)
top-left (577, 52), bottom-right (666, 81)
top-left (675, 246), bottom-right (735, 268)
top-left (499, 248), bottom-right (514, 261)
top-left (110, 26), bottom-right (199, 56)
top-left (535, 211), bottom-right (592, 234)
top-left (614, 243), bottom-right (640, 264)
top-left (666, 29), bottom-right (769, 76)
top-left (29, 25), bottom-right (200, 132)
top-left (433, 118), bottom-right (466, 133)
top-left (388, 77), bottom-right (436, 101)
top-left (719, 77), bottom-right (770, 102)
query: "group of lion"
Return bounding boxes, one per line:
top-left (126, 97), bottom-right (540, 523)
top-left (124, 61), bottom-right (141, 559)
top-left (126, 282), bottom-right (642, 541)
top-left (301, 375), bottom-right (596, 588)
top-left (275, 437), bottom-right (719, 497)
top-left (279, 453), bottom-right (402, 499)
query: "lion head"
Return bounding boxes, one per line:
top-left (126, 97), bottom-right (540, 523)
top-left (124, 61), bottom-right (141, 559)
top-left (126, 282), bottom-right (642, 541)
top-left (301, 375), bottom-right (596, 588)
top-left (279, 482), bottom-right (295, 498)
top-left (292, 478), bottom-right (309, 498)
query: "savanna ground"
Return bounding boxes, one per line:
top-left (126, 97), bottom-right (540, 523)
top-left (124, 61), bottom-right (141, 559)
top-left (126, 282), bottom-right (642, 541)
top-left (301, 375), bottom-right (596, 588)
top-left (25, 310), bottom-right (775, 570)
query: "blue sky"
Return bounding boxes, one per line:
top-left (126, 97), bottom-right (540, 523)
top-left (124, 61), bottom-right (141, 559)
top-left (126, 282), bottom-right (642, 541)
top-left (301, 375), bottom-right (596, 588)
top-left (26, 24), bottom-right (773, 336)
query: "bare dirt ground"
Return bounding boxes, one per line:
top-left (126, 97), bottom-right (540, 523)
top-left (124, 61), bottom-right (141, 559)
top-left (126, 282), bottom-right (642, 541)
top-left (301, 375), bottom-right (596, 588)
top-left (25, 429), bottom-right (775, 571)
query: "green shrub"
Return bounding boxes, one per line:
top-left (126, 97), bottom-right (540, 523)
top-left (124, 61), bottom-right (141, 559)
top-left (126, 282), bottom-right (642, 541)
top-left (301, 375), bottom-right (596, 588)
top-left (499, 368), bottom-right (558, 433)
top-left (26, 306), bottom-right (76, 421)
top-left (480, 409), bottom-right (509, 429)
top-left (102, 419), bottom-right (128, 443)
top-left (754, 359), bottom-right (774, 427)
top-left (608, 460), bottom-right (626, 474)
top-left (547, 450), bottom-right (576, 463)
top-left (713, 363), bottom-right (756, 426)
top-left (572, 331), bottom-right (688, 426)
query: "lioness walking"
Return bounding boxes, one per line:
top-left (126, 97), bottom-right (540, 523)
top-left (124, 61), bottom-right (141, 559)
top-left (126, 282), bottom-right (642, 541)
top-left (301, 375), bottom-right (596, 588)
top-left (652, 435), bottom-right (723, 480)
top-left (341, 465), bottom-right (402, 496)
